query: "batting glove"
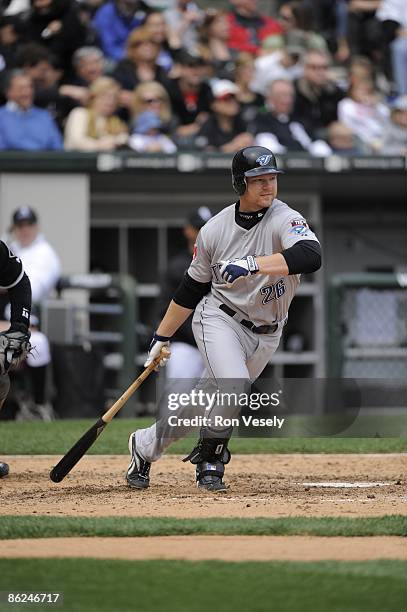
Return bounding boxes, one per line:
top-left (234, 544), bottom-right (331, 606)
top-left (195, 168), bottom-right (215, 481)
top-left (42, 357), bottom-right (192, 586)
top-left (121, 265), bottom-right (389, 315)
top-left (219, 256), bottom-right (259, 285)
top-left (144, 333), bottom-right (171, 369)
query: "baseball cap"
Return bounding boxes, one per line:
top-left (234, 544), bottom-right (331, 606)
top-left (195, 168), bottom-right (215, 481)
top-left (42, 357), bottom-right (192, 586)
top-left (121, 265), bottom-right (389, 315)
top-left (285, 29), bottom-right (308, 55)
top-left (187, 206), bottom-right (212, 230)
top-left (391, 95), bottom-right (407, 111)
top-left (176, 49), bottom-right (207, 67)
top-left (12, 206), bottom-right (38, 225)
top-left (211, 79), bottom-right (239, 99)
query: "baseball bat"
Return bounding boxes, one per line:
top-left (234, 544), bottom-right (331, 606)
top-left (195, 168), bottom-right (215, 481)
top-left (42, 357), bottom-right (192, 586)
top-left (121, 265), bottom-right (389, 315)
top-left (49, 347), bottom-right (170, 483)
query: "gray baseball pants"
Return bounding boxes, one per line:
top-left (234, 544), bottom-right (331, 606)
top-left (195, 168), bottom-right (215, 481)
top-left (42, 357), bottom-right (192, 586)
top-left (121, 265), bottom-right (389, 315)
top-left (135, 295), bottom-right (283, 462)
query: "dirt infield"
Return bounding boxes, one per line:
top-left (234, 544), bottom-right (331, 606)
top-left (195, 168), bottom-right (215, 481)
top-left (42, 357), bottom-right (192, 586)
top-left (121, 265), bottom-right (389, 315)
top-left (1, 536), bottom-right (406, 561)
top-left (1, 453), bottom-right (406, 518)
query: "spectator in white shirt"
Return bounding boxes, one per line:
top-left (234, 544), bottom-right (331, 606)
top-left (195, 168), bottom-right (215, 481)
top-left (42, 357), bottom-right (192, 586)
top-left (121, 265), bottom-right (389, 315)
top-left (338, 79), bottom-right (390, 152)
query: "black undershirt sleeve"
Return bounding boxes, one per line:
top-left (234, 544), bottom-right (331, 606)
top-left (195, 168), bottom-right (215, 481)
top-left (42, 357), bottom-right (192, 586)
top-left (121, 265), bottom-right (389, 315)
top-left (281, 240), bottom-right (322, 275)
top-left (173, 272), bottom-right (212, 309)
top-left (8, 273), bottom-right (32, 333)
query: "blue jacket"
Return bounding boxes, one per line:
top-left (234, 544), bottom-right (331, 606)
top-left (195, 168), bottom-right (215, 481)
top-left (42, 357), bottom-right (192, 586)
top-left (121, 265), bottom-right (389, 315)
top-left (92, 1), bottom-right (145, 61)
top-left (0, 105), bottom-right (63, 151)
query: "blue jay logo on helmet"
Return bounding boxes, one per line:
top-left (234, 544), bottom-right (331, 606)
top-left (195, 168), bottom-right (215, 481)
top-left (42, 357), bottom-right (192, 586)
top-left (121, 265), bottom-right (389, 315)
top-left (256, 154), bottom-right (273, 166)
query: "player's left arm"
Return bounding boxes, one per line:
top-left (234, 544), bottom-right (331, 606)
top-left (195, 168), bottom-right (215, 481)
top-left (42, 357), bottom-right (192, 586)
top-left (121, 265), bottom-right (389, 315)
top-left (257, 241), bottom-right (321, 276)
top-left (219, 215), bottom-right (321, 284)
top-left (257, 213), bottom-right (321, 276)
top-left (0, 240), bottom-right (32, 374)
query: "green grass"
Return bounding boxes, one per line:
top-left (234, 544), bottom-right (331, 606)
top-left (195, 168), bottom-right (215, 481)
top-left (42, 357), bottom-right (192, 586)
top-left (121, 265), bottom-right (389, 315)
top-left (1, 419), bottom-right (406, 455)
top-left (0, 515), bottom-right (406, 540)
top-left (0, 559), bottom-right (406, 612)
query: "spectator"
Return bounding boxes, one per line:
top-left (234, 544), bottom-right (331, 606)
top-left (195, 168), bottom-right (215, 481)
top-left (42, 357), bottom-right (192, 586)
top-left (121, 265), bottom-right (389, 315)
top-left (112, 27), bottom-right (169, 110)
top-left (376, 0), bottom-right (407, 95)
top-left (326, 120), bottom-right (364, 155)
top-left (0, 15), bottom-right (23, 73)
top-left (294, 49), bottom-right (344, 137)
top-left (347, 54), bottom-right (389, 96)
top-left (16, 42), bottom-right (76, 129)
top-left (131, 80), bottom-right (174, 133)
top-left (128, 109), bottom-right (177, 153)
top-left (273, 0), bottom-right (328, 52)
top-left (338, 79), bottom-right (390, 153)
top-left (233, 51), bottom-right (264, 123)
top-left (7, 206), bottom-right (61, 420)
top-left (253, 78), bottom-right (331, 156)
top-left (164, 0), bottom-right (203, 54)
top-left (195, 79), bottom-right (253, 152)
top-left (197, 8), bottom-right (235, 79)
top-left (346, 0), bottom-right (382, 60)
top-left (59, 46), bottom-right (105, 106)
top-left (64, 75), bottom-right (128, 150)
top-left (91, 0), bottom-right (147, 62)
top-left (21, 0), bottom-right (88, 74)
top-left (165, 49), bottom-right (212, 145)
top-left (309, 0), bottom-right (350, 62)
top-left (380, 95), bottom-right (407, 155)
top-left (0, 70), bottom-right (62, 150)
top-left (144, 11), bottom-right (174, 73)
top-left (225, 0), bottom-right (282, 55)
top-left (251, 29), bottom-right (306, 95)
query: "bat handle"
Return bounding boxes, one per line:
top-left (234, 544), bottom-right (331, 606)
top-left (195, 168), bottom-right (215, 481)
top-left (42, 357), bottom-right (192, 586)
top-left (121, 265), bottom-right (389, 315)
top-left (102, 346), bottom-right (171, 423)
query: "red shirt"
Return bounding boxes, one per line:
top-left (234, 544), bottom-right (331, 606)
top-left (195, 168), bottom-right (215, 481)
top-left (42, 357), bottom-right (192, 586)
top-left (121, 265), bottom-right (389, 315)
top-left (226, 11), bottom-right (282, 54)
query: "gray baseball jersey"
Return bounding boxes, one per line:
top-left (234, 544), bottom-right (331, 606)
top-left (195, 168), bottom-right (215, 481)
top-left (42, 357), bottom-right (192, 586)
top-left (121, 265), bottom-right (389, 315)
top-left (187, 198), bottom-right (319, 327)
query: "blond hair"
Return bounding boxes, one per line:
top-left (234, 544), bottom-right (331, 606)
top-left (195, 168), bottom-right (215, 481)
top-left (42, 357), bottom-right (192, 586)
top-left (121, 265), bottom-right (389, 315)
top-left (131, 81), bottom-right (172, 123)
top-left (86, 77), bottom-right (127, 139)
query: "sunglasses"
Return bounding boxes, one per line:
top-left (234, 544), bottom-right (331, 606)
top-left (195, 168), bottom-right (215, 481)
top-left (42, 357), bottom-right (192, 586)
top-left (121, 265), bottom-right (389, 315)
top-left (307, 64), bottom-right (329, 70)
top-left (279, 13), bottom-right (294, 22)
top-left (142, 97), bottom-right (162, 104)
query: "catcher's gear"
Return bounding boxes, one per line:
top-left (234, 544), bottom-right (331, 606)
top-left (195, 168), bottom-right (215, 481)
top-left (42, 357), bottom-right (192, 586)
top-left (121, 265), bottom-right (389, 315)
top-left (219, 256), bottom-right (259, 285)
top-left (231, 145), bottom-right (283, 195)
top-left (0, 329), bottom-right (31, 375)
top-left (144, 333), bottom-right (171, 368)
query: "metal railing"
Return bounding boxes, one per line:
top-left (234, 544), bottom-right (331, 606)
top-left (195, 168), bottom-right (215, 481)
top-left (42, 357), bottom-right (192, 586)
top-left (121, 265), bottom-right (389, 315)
top-left (328, 272), bottom-right (407, 378)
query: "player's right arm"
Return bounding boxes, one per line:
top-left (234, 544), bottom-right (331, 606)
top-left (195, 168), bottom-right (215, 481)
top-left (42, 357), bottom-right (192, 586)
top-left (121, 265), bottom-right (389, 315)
top-left (145, 231), bottom-right (212, 367)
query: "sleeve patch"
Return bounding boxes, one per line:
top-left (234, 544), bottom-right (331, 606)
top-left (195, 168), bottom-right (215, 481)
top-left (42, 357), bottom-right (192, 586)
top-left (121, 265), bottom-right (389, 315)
top-left (290, 218), bottom-right (309, 235)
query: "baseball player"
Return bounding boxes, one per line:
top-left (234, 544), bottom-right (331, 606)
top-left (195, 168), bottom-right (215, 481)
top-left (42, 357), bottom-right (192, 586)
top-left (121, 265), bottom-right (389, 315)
top-left (159, 207), bottom-right (212, 380)
top-left (126, 145), bottom-right (321, 491)
top-left (0, 239), bottom-right (32, 477)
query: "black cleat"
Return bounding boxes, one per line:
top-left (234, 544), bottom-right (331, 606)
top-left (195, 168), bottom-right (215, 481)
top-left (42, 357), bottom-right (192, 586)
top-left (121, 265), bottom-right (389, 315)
top-left (196, 460), bottom-right (228, 492)
top-left (126, 433), bottom-right (151, 489)
top-left (0, 461), bottom-right (9, 478)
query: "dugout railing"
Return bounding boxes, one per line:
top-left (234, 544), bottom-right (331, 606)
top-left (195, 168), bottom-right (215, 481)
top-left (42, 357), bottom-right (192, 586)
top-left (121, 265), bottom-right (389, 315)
top-left (328, 272), bottom-right (407, 386)
top-left (41, 273), bottom-right (139, 414)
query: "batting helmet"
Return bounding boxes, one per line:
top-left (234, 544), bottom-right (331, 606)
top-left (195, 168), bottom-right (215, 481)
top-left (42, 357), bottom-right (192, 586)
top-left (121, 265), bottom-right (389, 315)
top-left (231, 146), bottom-right (283, 195)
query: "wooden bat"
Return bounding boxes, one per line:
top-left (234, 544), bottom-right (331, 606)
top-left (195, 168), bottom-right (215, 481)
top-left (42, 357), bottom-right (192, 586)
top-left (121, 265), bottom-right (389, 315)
top-left (49, 347), bottom-right (170, 483)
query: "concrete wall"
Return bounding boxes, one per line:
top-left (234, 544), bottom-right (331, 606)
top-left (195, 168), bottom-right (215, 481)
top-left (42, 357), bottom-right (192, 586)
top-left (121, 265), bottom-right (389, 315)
top-left (0, 173), bottom-right (89, 275)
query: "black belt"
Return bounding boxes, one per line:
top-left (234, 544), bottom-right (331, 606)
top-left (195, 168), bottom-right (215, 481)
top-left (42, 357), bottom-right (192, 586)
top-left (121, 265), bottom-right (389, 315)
top-left (219, 304), bottom-right (278, 335)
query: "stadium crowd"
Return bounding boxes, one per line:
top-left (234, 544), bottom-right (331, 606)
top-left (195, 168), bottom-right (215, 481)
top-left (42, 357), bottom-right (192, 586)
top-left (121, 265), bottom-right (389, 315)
top-left (0, 0), bottom-right (406, 156)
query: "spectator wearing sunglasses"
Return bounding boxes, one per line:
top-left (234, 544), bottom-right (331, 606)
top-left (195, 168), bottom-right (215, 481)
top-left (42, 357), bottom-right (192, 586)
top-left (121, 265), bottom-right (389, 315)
top-left (130, 80), bottom-right (175, 134)
top-left (293, 49), bottom-right (344, 138)
top-left (195, 79), bottom-right (253, 152)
